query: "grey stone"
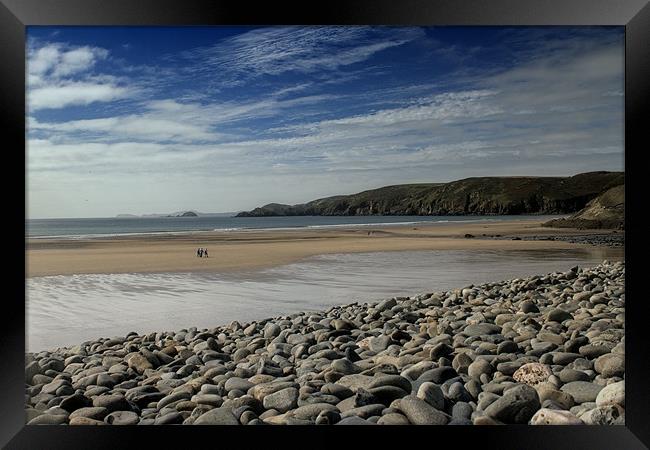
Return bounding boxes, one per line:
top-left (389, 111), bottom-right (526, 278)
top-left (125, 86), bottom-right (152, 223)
top-left (416, 382), bottom-right (444, 410)
top-left (560, 381), bottom-right (604, 404)
top-left (399, 395), bottom-right (448, 425)
top-left (104, 411), bottom-right (140, 425)
top-left (483, 384), bottom-right (540, 424)
top-left (262, 387), bottom-right (299, 413)
top-left (194, 407), bottom-right (240, 425)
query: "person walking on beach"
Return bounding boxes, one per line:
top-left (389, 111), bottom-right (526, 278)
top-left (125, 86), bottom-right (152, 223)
top-left (196, 248), bottom-right (201, 257)
top-left (198, 248), bottom-right (203, 258)
top-left (204, 248), bottom-right (208, 258)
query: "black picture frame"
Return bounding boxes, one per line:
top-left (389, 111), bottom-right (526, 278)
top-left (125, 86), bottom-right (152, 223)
top-left (2, 0), bottom-right (648, 448)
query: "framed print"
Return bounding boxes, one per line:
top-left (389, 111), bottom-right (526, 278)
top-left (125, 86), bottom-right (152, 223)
top-left (1, 0), bottom-right (648, 448)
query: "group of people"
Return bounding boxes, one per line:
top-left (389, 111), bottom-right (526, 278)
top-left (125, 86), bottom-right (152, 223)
top-left (196, 247), bottom-right (209, 258)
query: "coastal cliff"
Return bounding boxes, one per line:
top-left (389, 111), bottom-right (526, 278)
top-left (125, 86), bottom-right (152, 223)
top-left (543, 184), bottom-right (624, 230)
top-left (237, 171), bottom-right (623, 217)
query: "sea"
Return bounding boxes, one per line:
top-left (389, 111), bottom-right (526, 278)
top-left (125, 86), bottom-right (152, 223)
top-left (27, 214), bottom-right (559, 239)
top-left (25, 215), bottom-right (624, 351)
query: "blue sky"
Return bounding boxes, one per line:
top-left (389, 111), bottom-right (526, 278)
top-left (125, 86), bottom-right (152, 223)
top-left (27, 26), bottom-right (624, 218)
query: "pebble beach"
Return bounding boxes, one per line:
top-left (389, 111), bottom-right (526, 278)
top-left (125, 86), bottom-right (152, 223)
top-left (25, 260), bottom-right (625, 426)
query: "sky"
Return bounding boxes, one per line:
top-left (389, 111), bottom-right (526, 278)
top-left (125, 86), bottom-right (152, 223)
top-left (26, 26), bottom-right (624, 219)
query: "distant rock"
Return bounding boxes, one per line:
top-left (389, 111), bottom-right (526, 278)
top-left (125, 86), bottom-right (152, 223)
top-left (167, 211), bottom-right (198, 217)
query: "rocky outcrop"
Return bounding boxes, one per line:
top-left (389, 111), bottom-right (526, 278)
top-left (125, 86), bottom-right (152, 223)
top-left (237, 172), bottom-right (623, 217)
top-left (543, 184), bottom-right (624, 230)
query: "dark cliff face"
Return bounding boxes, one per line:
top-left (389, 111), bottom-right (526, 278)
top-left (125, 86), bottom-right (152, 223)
top-left (236, 171), bottom-right (624, 217)
top-left (543, 183), bottom-right (625, 230)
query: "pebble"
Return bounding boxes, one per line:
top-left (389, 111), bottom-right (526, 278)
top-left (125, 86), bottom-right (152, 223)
top-left (560, 381), bottom-right (604, 404)
top-left (104, 411), bottom-right (140, 425)
top-left (194, 408), bottom-right (240, 425)
top-left (483, 385), bottom-right (540, 424)
top-left (262, 387), bottom-right (299, 413)
top-left (595, 381), bottom-right (624, 408)
top-left (24, 262), bottom-right (624, 427)
top-left (399, 396), bottom-right (448, 425)
top-left (529, 408), bottom-right (584, 425)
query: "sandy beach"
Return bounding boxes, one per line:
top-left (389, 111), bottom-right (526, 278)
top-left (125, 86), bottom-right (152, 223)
top-left (26, 220), bottom-right (622, 277)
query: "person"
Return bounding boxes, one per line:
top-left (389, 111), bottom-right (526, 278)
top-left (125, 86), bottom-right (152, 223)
top-left (196, 248), bottom-right (201, 257)
top-left (198, 248), bottom-right (203, 258)
top-left (204, 248), bottom-right (208, 258)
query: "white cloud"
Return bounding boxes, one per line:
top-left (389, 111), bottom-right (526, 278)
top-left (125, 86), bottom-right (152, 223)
top-left (27, 42), bottom-right (127, 111)
top-left (29, 81), bottom-right (129, 111)
top-left (28, 43), bottom-right (108, 83)
top-left (182, 27), bottom-right (423, 82)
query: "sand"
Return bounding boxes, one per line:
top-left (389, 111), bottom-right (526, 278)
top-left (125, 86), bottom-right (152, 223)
top-left (26, 220), bottom-right (620, 277)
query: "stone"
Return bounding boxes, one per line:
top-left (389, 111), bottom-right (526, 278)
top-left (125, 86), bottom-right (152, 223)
top-left (92, 394), bottom-right (131, 413)
top-left (69, 417), bottom-right (107, 425)
top-left (416, 382), bottom-right (444, 410)
top-left (534, 383), bottom-right (574, 410)
top-left (483, 384), bottom-right (540, 424)
top-left (581, 404), bottom-right (625, 425)
top-left (377, 413), bottom-right (410, 425)
top-left (468, 359), bottom-right (494, 379)
top-left (292, 403), bottom-right (339, 421)
top-left (104, 411), bottom-right (140, 425)
top-left (262, 387), bottom-right (299, 413)
top-left (547, 309), bottom-right (573, 323)
top-left (69, 407), bottom-right (109, 421)
top-left (224, 377), bottom-right (254, 393)
top-left (464, 323), bottom-right (501, 336)
top-left (58, 393), bottom-right (92, 413)
top-left (127, 354), bottom-right (153, 374)
top-left (25, 361), bottom-right (42, 384)
top-left (595, 381), bottom-right (624, 408)
top-left (27, 414), bottom-right (68, 425)
top-left (191, 394), bottom-right (223, 408)
top-left (340, 404), bottom-right (385, 419)
top-left (335, 416), bottom-right (375, 425)
top-left (513, 363), bottom-right (552, 386)
top-left (452, 353), bottom-right (473, 374)
top-left (530, 408), bottom-right (584, 425)
top-left (41, 379), bottom-right (70, 395)
top-left (367, 386), bottom-right (408, 405)
top-left (594, 354), bottom-right (625, 378)
top-left (321, 383), bottom-right (354, 399)
top-left (194, 408), bottom-right (240, 425)
top-left (560, 381), bottom-right (604, 404)
top-left (497, 341), bottom-right (519, 354)
top-left (368, 335), bottom-right (394, 353)
top-left (154, 411), bottom-right (184, 425)
top-left (330, 358), bottom-right (361, 375)
top-left (579, 345), bottom-right (611, 359)
top-left (264, 323), bottom-right (281, 339)
top-left (559, 368), bottom-right (590, 383)
top-left (452, 402), bottom-right (473, 420)
top-left (398, 395), bottom-right (448, 425)
top-left (367, 375), bottom-right (412, 393)
top-left (520, 301), bottom-right (539, 313)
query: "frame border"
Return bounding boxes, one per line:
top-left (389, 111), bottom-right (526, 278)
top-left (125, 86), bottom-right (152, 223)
top-left (2, 0), bottom-right (648, 448)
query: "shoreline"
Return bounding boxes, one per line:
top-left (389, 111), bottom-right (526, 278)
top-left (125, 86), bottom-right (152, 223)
top-left (26, 219), bottom-right (624, 278)
top-left (25, 261), bottom-right (625, 425)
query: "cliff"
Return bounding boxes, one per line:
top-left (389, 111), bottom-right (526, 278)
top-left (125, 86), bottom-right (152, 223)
top-left (237, 171), bottom-right (624, 217)
top-left (543, 184), bottom-right (624, 230)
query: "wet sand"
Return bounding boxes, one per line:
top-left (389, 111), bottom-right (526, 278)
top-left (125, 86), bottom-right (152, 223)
top-left (26, 220), bottom-right (622, 277)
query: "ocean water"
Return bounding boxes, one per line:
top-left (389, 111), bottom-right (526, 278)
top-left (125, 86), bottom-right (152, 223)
top-left (26, 214), bottom-right (563, 239)
top-left (26, 247), bottom-right (623, 352)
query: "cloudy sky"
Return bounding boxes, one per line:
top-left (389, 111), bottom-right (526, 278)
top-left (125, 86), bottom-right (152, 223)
top-left (27, 26), bottom-right (624, 219)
